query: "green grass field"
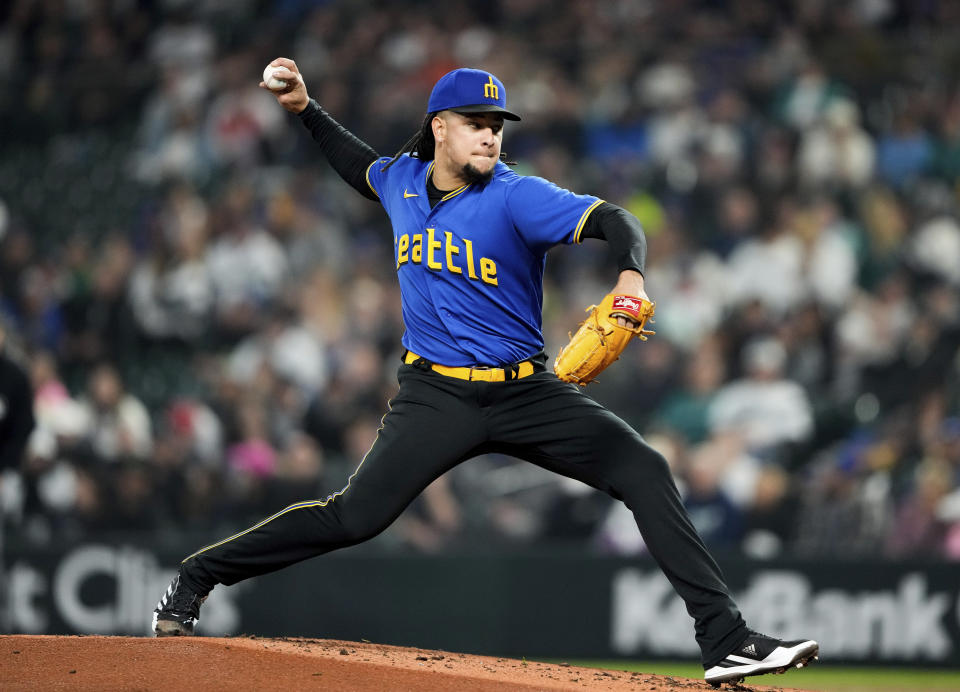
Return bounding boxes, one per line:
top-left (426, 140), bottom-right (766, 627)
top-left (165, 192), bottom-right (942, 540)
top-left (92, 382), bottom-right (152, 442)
top-left (563, 660), bottom-right (960, 691)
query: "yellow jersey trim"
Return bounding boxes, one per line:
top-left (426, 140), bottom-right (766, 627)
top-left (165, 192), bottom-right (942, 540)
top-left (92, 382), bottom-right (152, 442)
top-left (181, 400), bottom-right (395, 564)
top-left (441, 185), bottom-right (469, 201)
top-left (425, 161), bottom-right (470, 202)
top-left (574, 199), bottom-right (604, 244)
top-left (365, 160), bottom-right (380, 199)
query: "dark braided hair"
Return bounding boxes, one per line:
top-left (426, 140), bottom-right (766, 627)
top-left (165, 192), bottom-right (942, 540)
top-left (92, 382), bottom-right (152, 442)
top-left (381, 112), bottom-right (514, 171)
top-left (382, 112), bottom-right (436, 171)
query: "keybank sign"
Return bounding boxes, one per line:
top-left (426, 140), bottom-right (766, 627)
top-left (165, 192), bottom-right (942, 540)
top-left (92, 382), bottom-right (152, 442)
top-left (612, 568), bottom-right (959, 661)
top-left (6, 544), bottom-right (241, 636)
top-left (6, 545), bottom-right (959, 664)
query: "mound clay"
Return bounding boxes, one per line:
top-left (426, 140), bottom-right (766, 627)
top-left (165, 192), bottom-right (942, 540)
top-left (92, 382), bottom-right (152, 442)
top-left (1, 635), bottom-right (810, 690)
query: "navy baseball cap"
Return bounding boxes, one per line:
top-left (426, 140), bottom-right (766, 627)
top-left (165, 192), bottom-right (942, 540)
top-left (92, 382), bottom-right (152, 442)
top-left (427, 68), bottom-right (521, 121)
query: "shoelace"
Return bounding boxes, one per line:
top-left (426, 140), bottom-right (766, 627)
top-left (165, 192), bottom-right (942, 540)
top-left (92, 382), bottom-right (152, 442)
top-left (161, 579), bottom-right (205, 618)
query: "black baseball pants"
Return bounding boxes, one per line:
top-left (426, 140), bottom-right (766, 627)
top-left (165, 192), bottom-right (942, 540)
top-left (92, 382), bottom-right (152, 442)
top-left (179, 363), bottom-right (748, 665)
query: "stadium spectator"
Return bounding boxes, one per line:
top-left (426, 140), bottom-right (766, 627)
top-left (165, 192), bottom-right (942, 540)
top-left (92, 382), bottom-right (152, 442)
top-left (708, 336), bottom-right (814, 461)
top-left (0, 0), bottom-right (958, 560)
top-left (886, 460), bottom-right (953, 557)
top-left (797, 99), bottom-right (875, 190)
top-left (76, 364), bottom-right (153, 463)
top-left (680, 443), bottom-right (746, 550)
top-left (656, 340), bottom-right (726, 445)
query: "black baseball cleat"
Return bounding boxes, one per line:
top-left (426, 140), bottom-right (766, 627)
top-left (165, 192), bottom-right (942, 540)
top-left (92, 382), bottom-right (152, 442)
top-left (152, 571), bottom-right (207, 637)
top-left (704, 631), bottom-right (819, 686)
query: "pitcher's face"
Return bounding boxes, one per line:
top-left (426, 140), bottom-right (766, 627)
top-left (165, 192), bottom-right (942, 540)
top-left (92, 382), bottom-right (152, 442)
top-left (433, 111), bottom-right (504, 185)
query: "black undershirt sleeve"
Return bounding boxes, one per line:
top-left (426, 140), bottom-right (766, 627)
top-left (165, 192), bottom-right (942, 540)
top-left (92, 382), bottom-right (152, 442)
top-left (580, 202), bottom-right (647, 275)
top-left (297, 99), bottom-right (381, 201)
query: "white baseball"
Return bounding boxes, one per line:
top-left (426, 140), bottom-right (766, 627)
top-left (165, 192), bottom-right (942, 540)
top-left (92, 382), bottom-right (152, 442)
top-left (262, 64), bottom-right (291, 90)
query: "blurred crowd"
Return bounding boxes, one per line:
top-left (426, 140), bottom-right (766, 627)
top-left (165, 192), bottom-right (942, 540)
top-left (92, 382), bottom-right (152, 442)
top-left (1, 0), bottom-right (960, 560)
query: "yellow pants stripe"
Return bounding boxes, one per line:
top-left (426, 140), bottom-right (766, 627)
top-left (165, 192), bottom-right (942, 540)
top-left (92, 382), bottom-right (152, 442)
top-left (182, 399), bottom-right (395, 564)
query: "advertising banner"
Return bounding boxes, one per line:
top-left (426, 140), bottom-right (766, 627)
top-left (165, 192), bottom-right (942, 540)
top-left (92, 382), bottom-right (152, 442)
top-left (4, 541), bottom-right (959, 666)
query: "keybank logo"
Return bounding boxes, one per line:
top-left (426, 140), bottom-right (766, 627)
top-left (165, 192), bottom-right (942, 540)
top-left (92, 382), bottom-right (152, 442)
top-left (611, 568), bottom-right (955, 660)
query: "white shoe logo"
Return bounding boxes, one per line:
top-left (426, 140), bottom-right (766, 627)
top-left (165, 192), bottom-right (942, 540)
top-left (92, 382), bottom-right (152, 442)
top-left (742, 643), bottom-right (757, 656)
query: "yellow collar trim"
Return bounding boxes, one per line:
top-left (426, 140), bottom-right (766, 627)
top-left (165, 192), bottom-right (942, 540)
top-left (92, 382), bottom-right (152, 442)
top-left (426, 161), bottom-right (471, 202)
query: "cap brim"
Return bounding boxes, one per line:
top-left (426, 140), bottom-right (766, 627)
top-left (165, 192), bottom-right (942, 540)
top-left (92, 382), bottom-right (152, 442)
top-left (452, 104), bottom-right (521, 121)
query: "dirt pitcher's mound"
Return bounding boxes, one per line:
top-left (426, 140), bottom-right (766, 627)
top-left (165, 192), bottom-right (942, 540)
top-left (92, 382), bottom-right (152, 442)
top-left (0, 635), bottom-right (811, 691)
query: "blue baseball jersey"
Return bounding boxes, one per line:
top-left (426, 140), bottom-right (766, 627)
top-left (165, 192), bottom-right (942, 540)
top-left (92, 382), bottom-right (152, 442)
top-left (365, 155), bottom-right (603, 366)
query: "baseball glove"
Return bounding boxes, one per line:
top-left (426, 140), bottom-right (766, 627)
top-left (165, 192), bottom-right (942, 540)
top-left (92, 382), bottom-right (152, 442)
top-left (554, 293), bottom-right (655, 386)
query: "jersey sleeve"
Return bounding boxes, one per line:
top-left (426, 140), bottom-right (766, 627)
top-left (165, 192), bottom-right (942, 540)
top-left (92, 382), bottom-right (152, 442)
top-left (506, 175), bottom-right (604, 249)
top-left (364, 156), bottom-right (393, 201)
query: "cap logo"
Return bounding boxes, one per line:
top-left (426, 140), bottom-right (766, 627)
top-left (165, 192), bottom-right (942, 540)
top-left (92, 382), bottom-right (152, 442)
top-left (426, 68), bottom-right (520, 121)
top-left (483, 75), bottom-right (499, 100)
